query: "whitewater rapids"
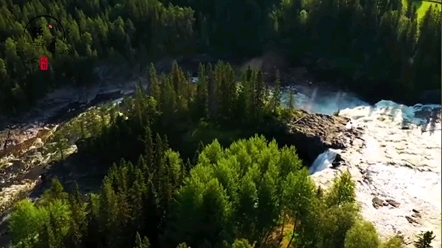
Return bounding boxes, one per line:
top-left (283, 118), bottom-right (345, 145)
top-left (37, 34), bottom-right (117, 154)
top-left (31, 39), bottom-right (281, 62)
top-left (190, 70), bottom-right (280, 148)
top-left (309, 100), bottom-right (441, 247)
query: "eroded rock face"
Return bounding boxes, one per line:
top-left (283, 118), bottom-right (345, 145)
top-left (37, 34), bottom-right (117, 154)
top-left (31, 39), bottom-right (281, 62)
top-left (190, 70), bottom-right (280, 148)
top-left (287, 109), bottom-right (363, 161)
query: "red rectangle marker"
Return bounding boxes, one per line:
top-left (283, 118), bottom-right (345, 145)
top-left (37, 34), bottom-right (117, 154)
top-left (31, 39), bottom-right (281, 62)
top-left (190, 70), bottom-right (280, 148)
top-left (40, 56), bottom-right (48, 71)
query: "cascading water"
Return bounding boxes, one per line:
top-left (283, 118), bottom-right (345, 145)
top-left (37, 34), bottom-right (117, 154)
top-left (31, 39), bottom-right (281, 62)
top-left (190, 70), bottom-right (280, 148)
top-left (279, 83), bottom-right (441, 245)
top-left (308, 149), bottom-right (338, 174)
top-left (280, 85), bottom-right (369, 115)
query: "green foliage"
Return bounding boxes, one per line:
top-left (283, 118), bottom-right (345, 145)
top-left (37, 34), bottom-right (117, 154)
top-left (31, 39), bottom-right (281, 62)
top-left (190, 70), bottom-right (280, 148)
top-left (168, 136), bottom-right (301, 246)
top-left (9, 133), bottom-right (410, 248)
top-left (382, 235), bottom-right (404, 248)
top-left (134, 233), bottom-right (151, 248)
top-left (0, 0), bottom-right (440, 112)
top-left (344, 220), bottom-right (381, 248)
top-left (9, 199), bottom-right (48, 246)
top-left (40, 179), bottom-right (69, 204)
top-left (69, 62), bottom-right (294, 166)
top-left (6, 59), bottom-right (417, 248)
top-left (175, 243), bottom-right (189, 248)
top-left (325, 171), bottom-right (356, 207)
top-left (231, 239), bottom-right (253, 248)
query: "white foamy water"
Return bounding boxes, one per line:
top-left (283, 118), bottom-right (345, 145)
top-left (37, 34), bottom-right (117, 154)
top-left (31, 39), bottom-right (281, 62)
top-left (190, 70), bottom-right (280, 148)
top-left (309, 149), bottom-right (338, 174)
top-left (309, 99), bottom-right (441, 247)
top-left (281, 85), bottom-right (369, 114)
top-left (280, 85), bottom-right (441, 246)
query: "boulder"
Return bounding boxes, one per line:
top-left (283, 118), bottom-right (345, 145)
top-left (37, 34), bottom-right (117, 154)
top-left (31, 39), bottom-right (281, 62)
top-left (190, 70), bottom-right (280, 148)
top-left (288, 110), bottom-right (363, 162)
top-left (331, 153), bottom-right (343, 168)
top-left (386, 199), bottom-right (400, 208)
top-left (372, 197), bottom-right (384, 209)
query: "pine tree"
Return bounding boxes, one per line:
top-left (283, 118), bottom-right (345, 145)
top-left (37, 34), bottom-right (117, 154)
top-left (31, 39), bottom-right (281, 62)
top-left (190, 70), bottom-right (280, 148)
top-left (414, 231), bottom-right (435, 248)
top-left (67, 183), bottom-right (87, 247)
top-left (149, 63), bottom-right (161, 101)
top-left (41, 179), bottom-right (68, 204)
top-left (37, 222), bottom-right (56, 248)
top-left (171, 61), bottom-right (186, 95)
top-left (143, 126), bottom-right (154, 168)
top-left (129, 167), bottom-right (148, 232)
top-left (287, 89), bottom-right (295, 110)
top-left (272, 70), bottom-right (281, 112)
top-left (134, 233), bottom-right (151, 248)
top-left (197, 63), bottom-right (209, 117)
top-left (193, 141), bottom-right (205, 164)
top-left (207, 63), bottom-right (217, 116)
top-left (255, 70), bottom-right (265, 120)
top-left (99, 180), bottom-right (122, 247)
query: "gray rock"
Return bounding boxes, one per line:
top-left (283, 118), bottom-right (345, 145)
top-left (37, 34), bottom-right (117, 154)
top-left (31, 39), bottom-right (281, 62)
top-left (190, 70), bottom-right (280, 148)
top-left (288, 110), bottom-right (363, 162)
top-left (372, 197), bottom-right (384, 209)
top-left (386, 199), bottom-right (400, 208)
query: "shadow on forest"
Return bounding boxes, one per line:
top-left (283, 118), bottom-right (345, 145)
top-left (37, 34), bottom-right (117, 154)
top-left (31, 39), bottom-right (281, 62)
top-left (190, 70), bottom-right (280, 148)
top-left (28, 152), bottom-right (105, 199)
top-left (27, 117), bottom-right (314, 202)
top-left (413, 0), bottom-right (424, 9)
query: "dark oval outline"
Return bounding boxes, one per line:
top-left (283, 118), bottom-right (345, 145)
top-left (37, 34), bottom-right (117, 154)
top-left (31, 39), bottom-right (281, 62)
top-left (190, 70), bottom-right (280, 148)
top-left (24, 15), bottom-right (66, 40)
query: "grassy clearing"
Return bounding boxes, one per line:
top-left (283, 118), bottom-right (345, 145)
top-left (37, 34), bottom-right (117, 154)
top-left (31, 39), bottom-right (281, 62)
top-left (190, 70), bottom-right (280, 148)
top-left (404, 0), bottom-right (441, 21)
top-left (416, 0), bottom-right (441, 19)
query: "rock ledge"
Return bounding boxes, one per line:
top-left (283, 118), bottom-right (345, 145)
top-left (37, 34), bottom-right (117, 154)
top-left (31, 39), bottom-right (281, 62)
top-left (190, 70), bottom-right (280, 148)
top-left (288, 109), bottom-right (363, 161)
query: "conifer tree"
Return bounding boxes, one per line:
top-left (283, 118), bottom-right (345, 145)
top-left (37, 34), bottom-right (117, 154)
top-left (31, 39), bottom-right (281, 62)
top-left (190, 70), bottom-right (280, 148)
top-left (67, 183), bottom-right (87, 247)
top-left (287, 89), bottom-right (295, 110)
top-left (41, 179), bottom-right (68, 204)
top-left (255, 70), bottom-right (265, 120)
top-left (143, 126), bottom-right (154, 168)
top-left (149, 64), bottom-right (161, 101)
top-left (197, 63), bottom-right (209, 117)
top-left (272, 70), bottom-right (281, 111)
top-left (414, 231), bottom-right (435, 248)
top-left (134, 233), bottom-right (151, 248)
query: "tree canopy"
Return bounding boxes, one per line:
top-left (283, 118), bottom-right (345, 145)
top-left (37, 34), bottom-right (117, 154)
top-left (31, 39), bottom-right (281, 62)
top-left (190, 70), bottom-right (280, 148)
top-left (9, 135), bottom-right (403, 248)
top-left (7, 62), bottom-right (412, 248)
top-left (0, 0), bottom-right (440, 112)
top-left (2, 0), bottom-right (440, 245)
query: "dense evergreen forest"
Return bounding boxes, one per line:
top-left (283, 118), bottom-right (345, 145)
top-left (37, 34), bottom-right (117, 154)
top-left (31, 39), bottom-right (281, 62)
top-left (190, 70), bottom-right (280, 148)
top-left (1, 0), bottom-right (440, 246)
top-left (0, 0), bottom-right (440, 113)
top-left (8, 63), bottom-right (411, 248)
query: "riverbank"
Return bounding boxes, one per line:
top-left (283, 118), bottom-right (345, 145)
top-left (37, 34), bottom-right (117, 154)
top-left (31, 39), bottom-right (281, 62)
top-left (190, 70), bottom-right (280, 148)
top-left (234, 52), bottom-right (440, 106)
top-left (0, 67), bottom-right (440, 247)
top-left (311, 101), bottom-right (441, 247)
top-left (0, 52), bottom-right (438, 128)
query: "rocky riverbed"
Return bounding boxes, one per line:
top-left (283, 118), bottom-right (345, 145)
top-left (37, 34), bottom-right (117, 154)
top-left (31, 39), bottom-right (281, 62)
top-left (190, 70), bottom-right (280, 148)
top-left (0, 55), bottom-right (440, 247)
top-left (310, 101), bottom-right (441, 247)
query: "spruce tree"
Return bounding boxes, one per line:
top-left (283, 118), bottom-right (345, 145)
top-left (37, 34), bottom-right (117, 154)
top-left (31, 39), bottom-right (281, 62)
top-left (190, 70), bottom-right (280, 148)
top-left (272, 70), bottom-right (281, 112)
top-left (143, 126), bottom-right (154, 168)
top-left (134, 233), bottom-right (151, 248)
top-left (414, 231), bottom-right (435, 248)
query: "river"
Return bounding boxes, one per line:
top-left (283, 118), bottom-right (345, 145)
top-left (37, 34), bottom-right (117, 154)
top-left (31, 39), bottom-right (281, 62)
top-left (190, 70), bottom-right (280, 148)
top-left (282, 84), bottom-right (441, 247)
top-left (0, 76), bottom-right (440, 247)
top-left (34, 80), bottom-right (442, 247)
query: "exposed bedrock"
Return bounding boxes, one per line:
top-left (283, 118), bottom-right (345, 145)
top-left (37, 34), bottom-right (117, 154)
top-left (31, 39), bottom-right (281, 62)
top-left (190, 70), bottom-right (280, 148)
top-left (286, 110), bottom-right (363, 163)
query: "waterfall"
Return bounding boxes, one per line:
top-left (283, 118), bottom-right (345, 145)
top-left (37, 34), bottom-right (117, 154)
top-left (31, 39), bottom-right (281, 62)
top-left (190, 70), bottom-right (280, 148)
top-left (308, 149), bottom-right (337, 174)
